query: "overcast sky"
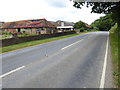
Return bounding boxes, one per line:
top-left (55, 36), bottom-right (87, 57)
top-left (0, 0), bottom-right (105, 24)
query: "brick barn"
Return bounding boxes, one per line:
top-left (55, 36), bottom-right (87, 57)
top-left (3, 18), bottom-right (57, 34)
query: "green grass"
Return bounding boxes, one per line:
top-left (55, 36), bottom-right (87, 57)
top-left (1, 33), bottom-right (79, 53)
top-left (0, 31), bottom-right (12, 39)
top-left (0, 34), bottom-right (12, 39)
top-left (1, 30), bottom-right (98, 53)
top-left (109, 23), bottom-right (119, 88)
top-left (0, 31), bottom-right (36, 39)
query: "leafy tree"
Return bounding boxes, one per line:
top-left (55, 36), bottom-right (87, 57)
top-left (74, 20), bottom-right (86, 29)
top-left (73, 1), bottom-right (120, 26)
top-left (91, 14), bottom-right (115, 31)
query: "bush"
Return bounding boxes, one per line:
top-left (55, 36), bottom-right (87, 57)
top-left (79, 27), bottom-right (86, 32)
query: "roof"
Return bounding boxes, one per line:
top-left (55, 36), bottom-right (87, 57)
top-left (3, 19), bottom-right (56, 29)
top-left (84, 23), bottom-right (92, 28)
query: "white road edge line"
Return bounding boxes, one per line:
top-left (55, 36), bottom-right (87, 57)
top-left (100, 37), bottom-right (109, 88)
top-left (61, 39), bottom-right (83, 50)
top-left (0, 66), bottom-right (25, 78)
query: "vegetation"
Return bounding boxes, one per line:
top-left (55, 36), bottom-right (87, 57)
top-left (74, 20), bottom-right (91, 32)
top-left (17, 33), bottom-right (36, 37)
top-left (74, 21), bottom-right (86, 29)
top-left (1, 33), bottom-right (79, 53)
top-left (91, 14), bottom-right (115, 31)
top-left (1, 30), bottom-right (97, 53)
top-left (0, 31), bottom-right (12, 39)
top-left (109, 24), bottom-right (119, 87)
top-left (0, 31), bottom-right (36, 39)
top-left (73, 2), bottom-right (120, 25)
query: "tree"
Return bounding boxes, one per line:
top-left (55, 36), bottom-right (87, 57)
top-left (73, 1), bottom-right (120, 26)
top-left (74, 20), bottom-right (86, 29)
top-left (91, 14), bottom-right (115, 31)
top-left (74, 20), bottom-right (90, 32)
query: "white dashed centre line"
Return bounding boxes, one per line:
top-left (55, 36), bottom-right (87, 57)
top-left (0, 66), bottom-right (25, 78)
top-left (61, 39), bottom-right (83, 50)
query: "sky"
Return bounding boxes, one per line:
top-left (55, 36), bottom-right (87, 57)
top-left (0, 0), bottom-right (105, 25)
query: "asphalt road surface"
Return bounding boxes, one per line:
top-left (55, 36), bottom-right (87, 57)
top-left (1, 31), bottom-right (113, 88)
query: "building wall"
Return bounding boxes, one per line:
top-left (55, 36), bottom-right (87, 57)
top-left (5, 29), bottom-right (17, 33)
top-left (21, 28), bottom-right (56, 34)
top-left (41, 28), bottom-right (57, 34)
top-left (5, 27), bottom-right (57, 34)
top-left (20, 28), bottom-right (36, 34)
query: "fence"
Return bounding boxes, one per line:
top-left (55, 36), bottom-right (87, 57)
top-left (1, 31), bottom-right (76, 47)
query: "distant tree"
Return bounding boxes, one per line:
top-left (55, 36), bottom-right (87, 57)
top-left (73, 1), bottom-right (120, 26)
top-left (74, 20), bottom-right (86, 29)
top-left (91, 14), bottom-right (115, 31)
top-left (74, 21), bottom-right (88, 32)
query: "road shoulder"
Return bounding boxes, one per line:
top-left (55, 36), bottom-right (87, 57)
top-left (104, 40), bottom-right (114, 88)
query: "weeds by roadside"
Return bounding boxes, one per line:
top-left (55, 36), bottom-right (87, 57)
top-left (0, 31), bottom-right (36, 39)
top-left (109, 23), bottom-right (119, 88)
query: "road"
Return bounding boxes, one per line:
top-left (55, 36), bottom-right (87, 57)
top-left (1, 31), bottom-right (113, 88)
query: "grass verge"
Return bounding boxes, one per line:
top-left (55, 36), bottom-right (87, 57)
top-left (1, 30), bottom-right (98, 53)
top-left (109, 23), bottom-right (119, 88)
top-left (1, 33), bottom-right (79, 53)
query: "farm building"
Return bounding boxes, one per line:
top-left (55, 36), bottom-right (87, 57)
top-left (50, 20), bottom-right (74, 32)
top-left (3, 18), bottom-right (57, 34)
top-left (84, 23), bottom-right (92, 29)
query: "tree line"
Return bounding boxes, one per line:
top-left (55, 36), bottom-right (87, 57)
top-left (73, 1), bottom-right (120, 31)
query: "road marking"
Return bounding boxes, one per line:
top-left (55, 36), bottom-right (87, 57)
top-left (0, 66), bottom-right (25, 78)
top-left (100, 37), bottom-right (109, 88)
top-left (61, 39), bottom-right (83, 50)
